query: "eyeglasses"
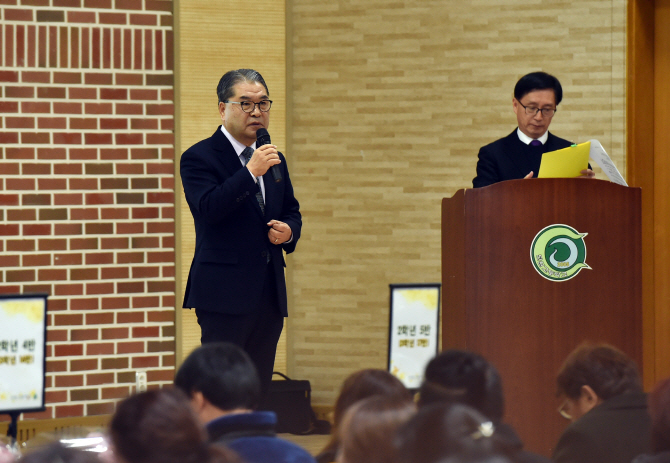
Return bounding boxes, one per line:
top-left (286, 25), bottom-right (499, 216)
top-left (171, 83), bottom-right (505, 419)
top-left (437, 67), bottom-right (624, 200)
top-left (225, 100), bottom-right (272, 113)
top-left (558, 399), bottom-right (572, 420)
top-left (518, 101), bottom-right (556, 118)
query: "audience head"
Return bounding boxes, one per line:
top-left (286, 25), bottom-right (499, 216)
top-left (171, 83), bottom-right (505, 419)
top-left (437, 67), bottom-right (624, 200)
top-left (556, 342), bottom-right (642, 422)
top-left (318, 369), bottom-right (411, 460)
top-left (396, 403), bottom-right (516, 463)
top-left (333, 369), bottom-right (411, 427)
top-left (513, 71), bottom-right (563, 106)
top-left (419, 350), bottom-right (504, 422)
top-left (649, 376), bottom-right (670, 453)
top-left (437, 454), bottom-right (514, 463)
top-left (20, 443), bottom-right (99, 463)
top-left (109, 388), bottom-right (239, 463)
top-left (174, 342), bottom-right (261, 412)
top-left (337, 395), bottom-right (416, 463)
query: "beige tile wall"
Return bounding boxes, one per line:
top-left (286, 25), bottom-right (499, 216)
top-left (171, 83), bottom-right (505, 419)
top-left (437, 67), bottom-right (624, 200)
top-left (288, 0), bottom-right (627, 405)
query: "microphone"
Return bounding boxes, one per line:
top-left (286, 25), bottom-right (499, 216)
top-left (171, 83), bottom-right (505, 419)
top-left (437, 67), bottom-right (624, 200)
top-left (256, 128), bottom-right (282, 183)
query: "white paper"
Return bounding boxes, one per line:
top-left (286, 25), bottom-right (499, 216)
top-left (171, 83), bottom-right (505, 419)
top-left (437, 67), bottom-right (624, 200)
top-left (588, 139), bottom-right (628, 186)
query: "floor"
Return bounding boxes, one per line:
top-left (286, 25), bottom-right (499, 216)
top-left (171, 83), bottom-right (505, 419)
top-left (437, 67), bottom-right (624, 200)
top-left (280, 433), bottom-right (330, 456)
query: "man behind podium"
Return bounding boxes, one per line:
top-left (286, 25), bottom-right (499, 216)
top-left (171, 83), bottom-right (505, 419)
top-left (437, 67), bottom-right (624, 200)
top-left (472, 72), bottom-right (591, 188)
top-left (180, 69), bottom-right (302, 395)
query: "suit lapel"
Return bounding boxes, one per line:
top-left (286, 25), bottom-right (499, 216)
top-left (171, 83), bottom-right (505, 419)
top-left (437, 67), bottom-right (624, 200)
top-left (210, 126), bottom-right (266, 220)
top-left (501, 131), bottom-right (535, 178)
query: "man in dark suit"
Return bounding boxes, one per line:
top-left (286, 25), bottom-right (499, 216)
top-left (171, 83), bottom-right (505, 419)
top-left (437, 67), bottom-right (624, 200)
top-left (552, 343), bottom-right (651, 463)
top-left (180, 69), bottom-right (301, 394)
top-left (472, 72), bottom-right (593, 188)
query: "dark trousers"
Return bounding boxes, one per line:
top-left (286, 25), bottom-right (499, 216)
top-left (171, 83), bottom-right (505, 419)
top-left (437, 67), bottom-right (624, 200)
top-left (195, 265), bottom-right (284, 396)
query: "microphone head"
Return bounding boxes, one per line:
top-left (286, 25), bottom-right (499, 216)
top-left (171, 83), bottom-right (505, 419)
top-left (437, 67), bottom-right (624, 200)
top-left (256, 128), bottom-right (271, 146)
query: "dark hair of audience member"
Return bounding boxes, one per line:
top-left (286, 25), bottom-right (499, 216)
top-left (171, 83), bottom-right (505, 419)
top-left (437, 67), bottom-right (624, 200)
top-left (336, 395), bottom-right (416, 463)
top-left (317, 369), bottom-right (411, 462)
top-left (21, 443), bottom-right (100, 463)
top-left (437, 453), bottom-right (514, 463)
top-left (418, 350), bottom-right (504, 422)
top-left (109, 388), bottom-right (242, 463)
top-left (649, 376), bottom-right (670, 453)
top-left (556, 342), bottom-right (642, 400)
top-left (396, 403), bottom-right (517, 463)
top-left (174, 342), bottom-right (261, 411)
top-left (513, 71), bottom-right (563, 105)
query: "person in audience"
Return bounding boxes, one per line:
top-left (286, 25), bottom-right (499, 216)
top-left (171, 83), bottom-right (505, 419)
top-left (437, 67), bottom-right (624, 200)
top-left (20, 443), bottom-right (98, 463)
top-left (438, 455), bottom-right (514, 463)
top-left (109, 388), bottom-right (241, 463)
top-left (174, 342), bottom-right (316, 463)
top-left (633, 376), bottom-right (670, 463)
top-left (336, 395), bottom-right (416, 463)
top-left (418, 350), bottom-right (548, 463)
top-left (316, 369), bottom-right (411, 463)
top-left (396, 403), bottom-right (517, 463)
top-left (552, 342), bottom-right (651, 463)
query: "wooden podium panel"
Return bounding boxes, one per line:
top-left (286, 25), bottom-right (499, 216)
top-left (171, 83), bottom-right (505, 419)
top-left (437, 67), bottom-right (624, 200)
top-left (441, 178), bottom-right (642, 456)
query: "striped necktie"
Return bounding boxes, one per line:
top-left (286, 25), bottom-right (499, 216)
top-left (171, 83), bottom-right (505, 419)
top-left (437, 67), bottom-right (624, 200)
top-left (241, 146), bottom-right (265, 215)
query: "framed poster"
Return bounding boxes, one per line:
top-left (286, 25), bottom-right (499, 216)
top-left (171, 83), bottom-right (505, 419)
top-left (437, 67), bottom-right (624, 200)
top-left (0, 293), bottom-right (47, 414)
top-left (387, 284), bottom-right (440, 389)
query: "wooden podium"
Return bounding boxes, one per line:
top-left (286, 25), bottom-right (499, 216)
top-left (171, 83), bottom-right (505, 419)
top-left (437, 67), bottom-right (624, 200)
top-left (441, 179), bottom-right (642, 456)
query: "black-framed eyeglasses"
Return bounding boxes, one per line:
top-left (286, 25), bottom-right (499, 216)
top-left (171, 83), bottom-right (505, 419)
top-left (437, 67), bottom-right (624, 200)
top-left (518, 101), bottom-right (556, 118)
top-left (225, 100), bottom-right (272, 113)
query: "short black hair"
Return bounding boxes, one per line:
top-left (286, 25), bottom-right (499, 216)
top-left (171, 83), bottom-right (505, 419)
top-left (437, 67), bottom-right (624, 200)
top-left (217, 69), bottom-right (269, 104)
top-left (419, 350), bottom-right (504, 422)
top-left (513, 71), bottom-right (563, 106)
top-left (174, 343), bottom-right (261, 411)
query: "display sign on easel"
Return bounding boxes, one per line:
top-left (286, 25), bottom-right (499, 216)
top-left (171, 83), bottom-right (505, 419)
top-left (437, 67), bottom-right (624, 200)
top-left (387, 284), bottom-right (440, 390)
top-left (0, 294), bottom-right (47, 443)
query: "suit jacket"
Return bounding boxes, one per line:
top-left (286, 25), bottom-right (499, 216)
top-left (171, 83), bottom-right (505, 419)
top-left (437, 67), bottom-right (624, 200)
top-left (180, 126), bottom-right (301, 316)
top-left (552, 392), bottom-right (651, 463)
top-left (473, 130), bottom-right (573, 188)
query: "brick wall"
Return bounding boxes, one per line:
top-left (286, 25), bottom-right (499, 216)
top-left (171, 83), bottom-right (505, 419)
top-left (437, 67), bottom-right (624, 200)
top-left (0, 0), bottom-right (175, 419)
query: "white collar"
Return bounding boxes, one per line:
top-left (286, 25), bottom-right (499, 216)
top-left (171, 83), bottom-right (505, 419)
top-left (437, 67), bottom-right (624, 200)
top-left (517, 128), bottom-right (548, 145)
top-left (220, 125), bottom-right (256, 156)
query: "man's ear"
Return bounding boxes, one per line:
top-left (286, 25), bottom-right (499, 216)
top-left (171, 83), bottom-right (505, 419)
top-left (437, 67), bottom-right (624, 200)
top-left (190, 391), bottom-right (206, 412)
top-left (218, 101), bottom-right (226, 120)
top-left (580, 385), bottom-right (601, 409)
top-left (512, 98), bottom-right (519, 115)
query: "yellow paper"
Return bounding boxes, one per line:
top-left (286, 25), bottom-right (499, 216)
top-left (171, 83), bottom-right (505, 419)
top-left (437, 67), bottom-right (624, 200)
top-left (538, 141), bottom-right (590, 178)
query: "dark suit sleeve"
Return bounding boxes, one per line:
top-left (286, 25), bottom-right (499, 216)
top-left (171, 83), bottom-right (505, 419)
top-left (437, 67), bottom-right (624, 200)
top-left (180, 147), bottom-right (258, 225)
top-left (552, 427), bottom-right (596, 463)
top-left (472, 145), bottom-right (499, 188)
top-left (277, 152), bottom-right (301, 255)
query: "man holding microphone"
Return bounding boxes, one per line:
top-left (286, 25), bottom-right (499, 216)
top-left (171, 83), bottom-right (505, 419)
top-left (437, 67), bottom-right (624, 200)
top-left (180, 69), bottom-right (301, 394)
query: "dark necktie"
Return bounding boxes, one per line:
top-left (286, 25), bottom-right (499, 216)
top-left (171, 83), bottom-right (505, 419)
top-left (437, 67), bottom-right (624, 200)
top-left (241, 147), bottom-right (265, 215)
top-left (530, 140), bottom-right (542, 147)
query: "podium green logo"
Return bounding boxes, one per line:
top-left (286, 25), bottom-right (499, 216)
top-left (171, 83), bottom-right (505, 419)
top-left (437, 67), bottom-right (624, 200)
top-left (530, 225), bottom-right (591, 281)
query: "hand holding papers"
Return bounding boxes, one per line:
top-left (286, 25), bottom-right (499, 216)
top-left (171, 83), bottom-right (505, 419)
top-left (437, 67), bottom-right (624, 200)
top-left (538, 140), bottom-right (627, 186)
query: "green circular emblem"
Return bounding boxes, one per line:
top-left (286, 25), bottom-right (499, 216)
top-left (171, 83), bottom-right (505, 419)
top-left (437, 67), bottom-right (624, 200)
top-left (530, 224), bottom-right (590, 281)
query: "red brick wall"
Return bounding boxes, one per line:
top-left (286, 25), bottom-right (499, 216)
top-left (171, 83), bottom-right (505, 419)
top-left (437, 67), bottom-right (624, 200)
top-left (0, 0), bottom-right (175, 419)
